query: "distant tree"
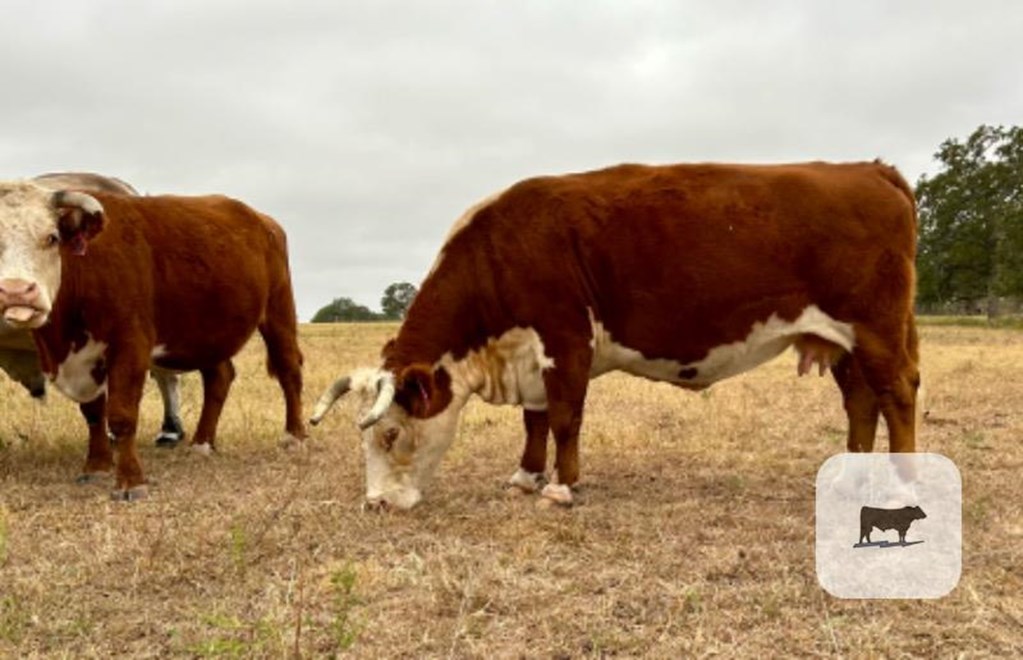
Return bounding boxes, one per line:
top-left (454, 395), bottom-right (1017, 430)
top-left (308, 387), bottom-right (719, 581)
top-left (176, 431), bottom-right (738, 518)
top-left (916, 125), bottom-right (1023, 316)
top-left (380, 282), bottom-right (418, 320)
top-left (311, 297), bottom-right (381, 323)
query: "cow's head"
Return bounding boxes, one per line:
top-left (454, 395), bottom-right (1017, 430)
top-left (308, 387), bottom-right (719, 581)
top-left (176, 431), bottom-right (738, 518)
top-left (0, 181), bottom-right (105, 328)
top-left (310, 364), bottom-right (460, 510)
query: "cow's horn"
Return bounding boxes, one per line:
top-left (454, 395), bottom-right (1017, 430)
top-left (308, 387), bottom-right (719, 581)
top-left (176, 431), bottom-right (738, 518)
top-left (309, 376), bottom-right (352, 425)
top-left (357, 372), bottom-right (395, 430)
top-left (52, 190), bottom-right (104, 218)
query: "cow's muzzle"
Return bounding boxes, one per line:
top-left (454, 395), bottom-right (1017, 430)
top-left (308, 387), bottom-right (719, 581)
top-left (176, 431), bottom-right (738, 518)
top-left (364, 487), bottom-right (422, 512)
top-left (0, 278), bottom-right (46, 327)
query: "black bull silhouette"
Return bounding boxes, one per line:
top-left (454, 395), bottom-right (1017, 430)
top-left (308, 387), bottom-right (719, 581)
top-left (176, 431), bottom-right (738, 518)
top-left (859, 505), bottom-right (927, 545)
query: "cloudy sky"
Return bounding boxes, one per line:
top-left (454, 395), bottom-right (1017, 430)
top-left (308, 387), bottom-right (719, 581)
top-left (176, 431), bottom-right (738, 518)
top-left (2, 1), bottom-right (1020, 320)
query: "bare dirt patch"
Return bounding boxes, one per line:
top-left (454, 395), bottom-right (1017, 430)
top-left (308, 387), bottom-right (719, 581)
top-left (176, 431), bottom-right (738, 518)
top-left (0, 323), bottom-right (1020, 657)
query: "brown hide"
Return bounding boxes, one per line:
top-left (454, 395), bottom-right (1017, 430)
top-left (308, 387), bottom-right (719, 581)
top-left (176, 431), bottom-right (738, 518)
top-left (33, 192), bottom-right (305, 497)
top-left (36, 194), bottom-right (285, 372)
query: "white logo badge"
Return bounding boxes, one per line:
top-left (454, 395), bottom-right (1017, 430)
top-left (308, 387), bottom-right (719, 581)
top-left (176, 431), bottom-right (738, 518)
top-left (816, 453), bottom-right (961, 598)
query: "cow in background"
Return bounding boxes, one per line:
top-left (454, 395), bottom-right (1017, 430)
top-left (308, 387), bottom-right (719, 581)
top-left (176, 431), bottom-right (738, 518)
top-left (0, 173), bottom-right (185, 445)
top-left (0, 180), bottom-right (306, 499)
top-left (312, 160), bottom-right (919, 510)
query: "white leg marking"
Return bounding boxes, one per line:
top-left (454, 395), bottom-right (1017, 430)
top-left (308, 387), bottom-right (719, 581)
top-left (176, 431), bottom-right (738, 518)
top-left (541, 483), bottom-right (573, 505)
top-left (508, 467), bottom-right (546, 493)
top-left (190, 442), bottom-right (213, 456)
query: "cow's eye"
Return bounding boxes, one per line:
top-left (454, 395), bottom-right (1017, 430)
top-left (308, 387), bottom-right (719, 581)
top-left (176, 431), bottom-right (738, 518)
top-left (45, 233), bottom-right (60, 248)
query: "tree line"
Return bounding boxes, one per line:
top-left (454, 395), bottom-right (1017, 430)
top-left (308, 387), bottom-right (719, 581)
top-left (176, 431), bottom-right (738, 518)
top-left (311, 282), bottom-right (417, 322)
top-left (313, 125), bottom-right (1023, 323)
top-left (916, 124), bottom-right (1023, 317)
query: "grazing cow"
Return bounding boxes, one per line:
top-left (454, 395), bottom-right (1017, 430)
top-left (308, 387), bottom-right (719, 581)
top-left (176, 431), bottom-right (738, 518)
top-left (0, 180), bottom-right (306, 499)
top-left (311, 160), bottom-right (920, 510)
top-left (859, 505), bottom-right (926, 544)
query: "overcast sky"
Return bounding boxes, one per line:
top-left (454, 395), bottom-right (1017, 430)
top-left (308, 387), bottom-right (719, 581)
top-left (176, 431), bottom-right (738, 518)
top-left (2, 1), bottom-right (1020, 320)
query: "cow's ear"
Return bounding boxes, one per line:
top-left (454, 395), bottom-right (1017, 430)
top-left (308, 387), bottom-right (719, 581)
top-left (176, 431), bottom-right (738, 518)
top-left (53, 191), bottom-right (105, 256)
top-left (395, 363), bottom-right (452, 418)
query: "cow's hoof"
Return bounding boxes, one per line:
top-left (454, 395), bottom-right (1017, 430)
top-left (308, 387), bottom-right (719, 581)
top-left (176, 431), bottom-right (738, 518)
top-left (111, 484), bottom-right (148, 502)
top-left (507, 468), bottom-right (546, 494)
top-left (505, 485), bottom-right (529, 498)
top-left (155, 432), bottom-right (184, 448)
top-left (540, 483), bottom-right (574, 507)
top-left (76, 471), bottom-right (111, 485)
top-left (278, 433), bottom-right (306, 450)
top-left (190, 442), bottom-right (213, 456)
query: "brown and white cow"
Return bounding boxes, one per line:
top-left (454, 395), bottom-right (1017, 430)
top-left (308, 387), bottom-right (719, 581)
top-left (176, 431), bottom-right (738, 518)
top-left (312, 160), bottom-right (920, 510)
top-left (0, 173), bottom-right (186, 444)
top-left (0, 181), bottom-right (306, 499)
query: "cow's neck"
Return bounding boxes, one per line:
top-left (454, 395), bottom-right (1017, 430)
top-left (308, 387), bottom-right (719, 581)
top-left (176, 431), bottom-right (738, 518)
top-left (397, 326), bottom-right (548, 410)
top-left (386, 256), bottom-right (498, 373)
top-left (384, 233), bottom-right (553, 408)
top-left (444, 328), bottom-right (552, 408)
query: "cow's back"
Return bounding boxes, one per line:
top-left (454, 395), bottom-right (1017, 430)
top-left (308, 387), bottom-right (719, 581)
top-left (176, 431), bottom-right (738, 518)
top-left (442, 161), bottom-right (916, 366)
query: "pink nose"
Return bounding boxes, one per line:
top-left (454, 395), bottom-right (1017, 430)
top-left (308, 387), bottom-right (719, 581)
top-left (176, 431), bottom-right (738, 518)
top-left (0, 279), bottom-right (40, 307)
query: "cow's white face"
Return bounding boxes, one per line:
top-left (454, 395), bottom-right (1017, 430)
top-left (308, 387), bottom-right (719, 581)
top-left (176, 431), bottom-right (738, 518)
top-left (0, 183), bottom-right (64, 328)
top-left (0, 182), bottom-right (104, 329)
top-left (345, 367), bottom-right (464, 510)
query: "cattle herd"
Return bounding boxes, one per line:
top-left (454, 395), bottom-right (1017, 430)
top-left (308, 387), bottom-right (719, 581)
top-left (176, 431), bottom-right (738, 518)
top-left (0, 161), bottom-right (920, 508)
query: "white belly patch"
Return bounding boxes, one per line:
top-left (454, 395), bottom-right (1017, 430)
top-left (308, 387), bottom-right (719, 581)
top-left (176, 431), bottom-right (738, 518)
top-left (589, 305), bottom-right (855, 387)
top-left (50, 334), bottom-right (108, 403)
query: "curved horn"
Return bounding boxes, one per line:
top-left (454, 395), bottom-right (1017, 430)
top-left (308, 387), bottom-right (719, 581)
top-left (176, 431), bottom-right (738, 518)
top-left (52, 190), bottom-right (104, 218)
top-left (309, 376), bottom-right (352, 425)
top-left (358, 372), bottom-right (396, 430)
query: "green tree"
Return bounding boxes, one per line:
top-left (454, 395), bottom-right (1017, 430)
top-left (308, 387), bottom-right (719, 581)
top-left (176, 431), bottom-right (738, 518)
top-left (916, 125), bottom-right (1023, 316)
top-left (380, 282), bottom-right (418, 320)
top-left (311, 297), bottom-right (381, 323)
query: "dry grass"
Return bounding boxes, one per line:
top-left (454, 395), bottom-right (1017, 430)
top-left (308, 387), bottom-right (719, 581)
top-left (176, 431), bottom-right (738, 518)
top-left (0, 322), bottom-right (1021, 658)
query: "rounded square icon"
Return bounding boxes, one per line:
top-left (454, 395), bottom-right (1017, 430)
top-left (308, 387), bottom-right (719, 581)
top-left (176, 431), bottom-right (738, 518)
top-left (815, 453), bottom-right (961, 599)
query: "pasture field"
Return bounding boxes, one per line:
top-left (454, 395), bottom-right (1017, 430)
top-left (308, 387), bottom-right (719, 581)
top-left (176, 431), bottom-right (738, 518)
top-left (0, 322), bottom-right (1020, 657)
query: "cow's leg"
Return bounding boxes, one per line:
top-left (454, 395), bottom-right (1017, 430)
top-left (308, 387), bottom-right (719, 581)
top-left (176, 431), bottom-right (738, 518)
top-left (258, 312), bottom-right (307, 447)
top-left (77, 396), bottom-right (113, 483)
top-left (508, 409), bottom-right (549, 493)
top-left (190, 359), bottom-right (236, 454)
top-left (539, 346), bottom-right (591, 506)
top-left (105, 359), bottom-right (149, 501)
top-left (151, 368), bottom-right (185, 447)
top-left (831, 353), bottom-right (879, 452)
top-left (853, 319), bottom-right (920, 453)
